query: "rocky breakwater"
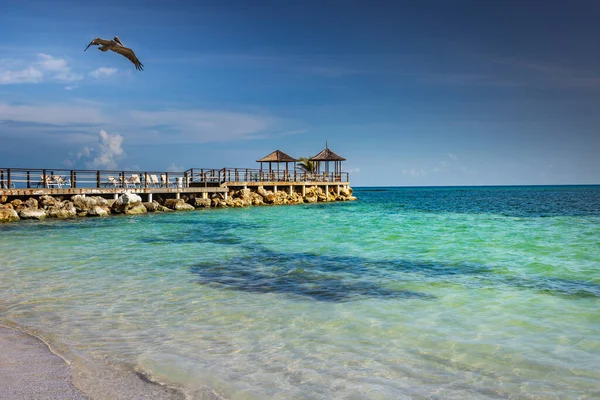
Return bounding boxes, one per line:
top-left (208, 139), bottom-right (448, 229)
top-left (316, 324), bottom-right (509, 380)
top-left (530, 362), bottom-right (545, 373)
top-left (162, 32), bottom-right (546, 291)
top-left (0, 186), bottom-right (356, 223)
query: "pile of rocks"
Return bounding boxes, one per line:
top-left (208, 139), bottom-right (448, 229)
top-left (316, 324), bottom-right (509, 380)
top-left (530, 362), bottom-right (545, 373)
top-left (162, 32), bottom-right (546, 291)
top-left (0, 186), bottom-right (356, 223)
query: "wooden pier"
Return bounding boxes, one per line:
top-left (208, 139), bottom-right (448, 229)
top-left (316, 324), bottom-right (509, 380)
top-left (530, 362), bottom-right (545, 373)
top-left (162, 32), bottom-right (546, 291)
top-left (1, 167), bottom-right (351, 201)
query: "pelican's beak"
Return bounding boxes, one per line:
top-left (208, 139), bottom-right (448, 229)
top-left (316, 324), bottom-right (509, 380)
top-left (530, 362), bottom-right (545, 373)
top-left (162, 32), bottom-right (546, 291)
top-left (84, 44), bottom-right (91, 51)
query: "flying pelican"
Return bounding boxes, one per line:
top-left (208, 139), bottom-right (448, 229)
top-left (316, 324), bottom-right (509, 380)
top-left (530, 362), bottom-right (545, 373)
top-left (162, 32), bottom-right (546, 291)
top-left (84, 36), bottom-right (144, 71)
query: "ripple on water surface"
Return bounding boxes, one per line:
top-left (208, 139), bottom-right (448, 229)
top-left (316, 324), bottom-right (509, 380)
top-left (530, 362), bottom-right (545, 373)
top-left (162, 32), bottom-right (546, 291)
top-left (1, 186), bottom-right (599, 399)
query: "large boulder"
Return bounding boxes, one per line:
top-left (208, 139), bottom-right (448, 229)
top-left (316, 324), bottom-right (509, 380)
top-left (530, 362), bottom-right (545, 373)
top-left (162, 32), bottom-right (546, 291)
top-left (72, 195), bottom-right (108, 212)
top-left (112, 193), bottom-right (144, 214)
top-left (193, 198), bottom-right (212, 208)
top-left (239, 188), bottom-right (252, 203)
top-left (87, 206), bottom-right (109, 217)
top-left (257, 186), bottom-right (271, 199)
top-left (211, 198), bottom-right (226, 208)
top-left (0, 195), bottom-right (8, 204)
top-left (125, 204), bottom-right (147, 215)
top-left (304, 194), bottom-right (317, 203)
top-left (0, 208), bottom-right (19, 223)
top-left (24, 198), bottom-right (38, 209)
top-left (10, 199), bottom-right (24, 210)
top-left (143, 201), bottom-right (160, 212)
top-left (340, 187), bottom-right (352, 197)
top-left (164, 198), bottom-right (195, 211)
top-left (39, 195), bottom-right (58, 209)
top-left (47, 202), bottom-right (77, 219)
top-left (232, 198), bottom-right (244, 208)
top-left (18, 208), bottom-right (47, 220)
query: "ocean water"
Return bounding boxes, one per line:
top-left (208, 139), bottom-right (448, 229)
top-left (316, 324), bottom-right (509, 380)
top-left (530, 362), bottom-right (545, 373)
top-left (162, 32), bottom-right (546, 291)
top-left (1, 186), bottom-right (599, 399)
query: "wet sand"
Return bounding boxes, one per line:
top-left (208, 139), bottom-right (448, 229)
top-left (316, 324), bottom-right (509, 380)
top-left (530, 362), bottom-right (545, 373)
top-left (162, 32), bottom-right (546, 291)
top-left (0, 325), bottom-right (88, 400)
top-left (0, 325), bottom-right (206, 400)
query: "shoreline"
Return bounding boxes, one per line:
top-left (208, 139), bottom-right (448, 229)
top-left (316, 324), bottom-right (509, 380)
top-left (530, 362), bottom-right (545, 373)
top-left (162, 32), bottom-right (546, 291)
top-left (0, 324), bottom-right (88, 400)
top-left (0, 323), bottom-right (222, 400)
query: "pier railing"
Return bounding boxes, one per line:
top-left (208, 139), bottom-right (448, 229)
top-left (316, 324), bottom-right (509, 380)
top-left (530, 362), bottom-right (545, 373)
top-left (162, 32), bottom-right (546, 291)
top-left (0, 168), bottom-right (190, 190)
top-left (1, 167), bottom-right (350, 190)
top-left (185, 168), bottom-right (349, 185)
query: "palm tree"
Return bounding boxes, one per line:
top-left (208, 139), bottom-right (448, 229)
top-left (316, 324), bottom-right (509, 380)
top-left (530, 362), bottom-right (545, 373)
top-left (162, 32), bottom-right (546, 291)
top-left (295, 157), bottom-right (316, 174)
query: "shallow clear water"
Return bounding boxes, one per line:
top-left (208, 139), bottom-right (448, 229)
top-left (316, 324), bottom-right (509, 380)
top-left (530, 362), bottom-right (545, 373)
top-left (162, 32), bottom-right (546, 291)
top-left (1, 186), bottom-right (599, 399)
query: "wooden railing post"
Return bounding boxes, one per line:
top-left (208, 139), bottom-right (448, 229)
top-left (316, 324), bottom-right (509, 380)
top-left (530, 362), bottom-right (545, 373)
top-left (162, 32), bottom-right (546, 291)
top-left (27, 171), bottom-right (31, 188)
top-left (7, 169), bottom-right (11, 188)
top-left (43, 169), bottom-right (47, 188)
top-left (96, 171), bottom-right (101, 188)
top-left (73, 171), bottom-right (77, 188)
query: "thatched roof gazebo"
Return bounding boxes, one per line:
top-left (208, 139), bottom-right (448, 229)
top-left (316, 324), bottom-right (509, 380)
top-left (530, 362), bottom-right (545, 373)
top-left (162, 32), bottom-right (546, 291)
top-left (310, 142), bottom-right (346, 175)
top-left (256, 150), bottom-right (298, 174)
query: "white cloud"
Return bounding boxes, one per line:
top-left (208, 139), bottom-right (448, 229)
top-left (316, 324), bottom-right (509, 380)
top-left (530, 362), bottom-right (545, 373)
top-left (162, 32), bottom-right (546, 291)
top-left (64, 130), bottom-right (125, 169)
top-left (166, 162), bottom-right (184, 172)
top-left (37, 53), bottom-right (82, 82)
top-left (0, 66), bottom-right (43, 84)
top-left (402, 168), bottom-right (427, 178)
top-left (90, 67), bottom-right (117, 78)
top-left (448, 153), bottom-right (458, 161)
top-left (0, 53), bottom-right (82, 85)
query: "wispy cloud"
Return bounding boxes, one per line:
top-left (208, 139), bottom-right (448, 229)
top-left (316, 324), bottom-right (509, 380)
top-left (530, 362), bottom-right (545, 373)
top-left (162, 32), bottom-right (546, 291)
top-left (90, 67), bottom-right (118, 78)
top-left (0, 100), bottom-right (283, 145)
top-left (0, 53), bottom-right (82, 84)
top-left (166, 162), bottom-right (184, 172)
top-left (402, 167), bottom-right (427, 178)
top-left (481, 54), bottom-right (600, 89)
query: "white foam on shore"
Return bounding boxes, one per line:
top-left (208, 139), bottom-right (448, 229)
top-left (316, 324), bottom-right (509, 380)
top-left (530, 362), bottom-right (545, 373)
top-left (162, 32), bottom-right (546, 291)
top-left (0, 321), bottom-right (224, 400)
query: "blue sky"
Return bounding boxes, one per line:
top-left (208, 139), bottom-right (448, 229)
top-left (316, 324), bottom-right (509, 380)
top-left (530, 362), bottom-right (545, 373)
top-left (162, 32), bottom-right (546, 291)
top-left (1, 0), bottom-right (599, 186)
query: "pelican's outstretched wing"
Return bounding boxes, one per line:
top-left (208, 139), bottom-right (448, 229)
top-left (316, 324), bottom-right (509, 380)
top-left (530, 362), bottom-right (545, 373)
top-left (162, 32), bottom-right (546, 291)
top-left (110, 45), bottom-right (144, 71)
top-left (84, 37), bottom-right (111, 51)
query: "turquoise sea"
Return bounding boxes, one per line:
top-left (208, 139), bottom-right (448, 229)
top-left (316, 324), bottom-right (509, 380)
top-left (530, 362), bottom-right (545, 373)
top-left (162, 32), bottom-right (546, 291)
top-left (1, 186), bottom-right (599, 399)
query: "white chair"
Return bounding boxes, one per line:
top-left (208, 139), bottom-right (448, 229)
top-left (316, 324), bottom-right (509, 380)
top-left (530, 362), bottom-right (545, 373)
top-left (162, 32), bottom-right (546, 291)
top-left (161, 174), bottom-right (174, 188)
top-left (128, 174), bottom-right (141, 188)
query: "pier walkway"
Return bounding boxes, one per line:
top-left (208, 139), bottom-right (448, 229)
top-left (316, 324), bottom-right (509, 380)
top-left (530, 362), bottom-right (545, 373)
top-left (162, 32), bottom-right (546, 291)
top-left (1, 167), bottom-right (350, 200)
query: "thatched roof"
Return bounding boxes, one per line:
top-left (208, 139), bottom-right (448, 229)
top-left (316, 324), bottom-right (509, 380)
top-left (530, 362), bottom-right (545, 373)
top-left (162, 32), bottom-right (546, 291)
top-left (310, 147), bottom-right (346, 161)
top-left (256, 150), bottom-right (298, 163)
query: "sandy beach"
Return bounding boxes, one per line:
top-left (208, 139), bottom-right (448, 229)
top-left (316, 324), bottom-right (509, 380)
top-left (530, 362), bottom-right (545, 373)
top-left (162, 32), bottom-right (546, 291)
top-left (0, 325), bottom-right (204, 400)
top-left (0, 325), bottom-right (88, 400)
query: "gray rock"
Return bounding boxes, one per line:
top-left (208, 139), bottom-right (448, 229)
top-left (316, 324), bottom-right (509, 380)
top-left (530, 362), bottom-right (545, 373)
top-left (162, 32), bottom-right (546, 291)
top-left (47, 206), bottom-right (77, 219)
top-left (18, 208), bottom-right (47, 220)
top-left (113, 193), bottom-right (144, 213)
top-left (72, 195), bottom-right (108, 212)
top-left (24, 198), bottom-right (38, 209)
top-left (164, 198), bottom-right (194, 211)
top-left (39, 195), bottom-right (58, 208)
top-left (143, 201), bottom-right (160, 212)
top-left (193, 198), bottom-right (212, 208)
top-left (87, 206), bottom-right (109, 217)
top-left (124, 204), bottom-right (147, 215)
